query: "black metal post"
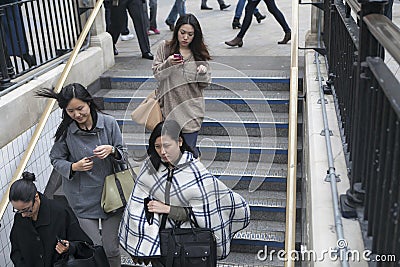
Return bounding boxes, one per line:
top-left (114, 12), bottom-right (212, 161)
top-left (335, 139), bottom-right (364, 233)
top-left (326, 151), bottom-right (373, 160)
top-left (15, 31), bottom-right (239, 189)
top-left (339, 0), bottom-right (387, 218)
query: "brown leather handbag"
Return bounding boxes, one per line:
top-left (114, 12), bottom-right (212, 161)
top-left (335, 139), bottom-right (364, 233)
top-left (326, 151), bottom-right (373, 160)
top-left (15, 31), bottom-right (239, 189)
top-left (130, 90), bottom-right (163, 131)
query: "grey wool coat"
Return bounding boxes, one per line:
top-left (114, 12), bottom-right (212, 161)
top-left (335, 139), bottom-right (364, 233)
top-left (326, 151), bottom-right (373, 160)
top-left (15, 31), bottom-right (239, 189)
top-left (152, 40), bottom-right (211, 133)
top-left (50, 112), bottom-right (124, 219)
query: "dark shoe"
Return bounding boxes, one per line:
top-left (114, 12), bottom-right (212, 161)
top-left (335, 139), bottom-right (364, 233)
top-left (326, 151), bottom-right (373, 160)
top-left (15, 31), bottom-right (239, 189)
top-left (201, 5), bottom-right (213, 10)
top-left (232, 18), bottom-right (241, 29)
top-left (165, 20), bottom-right (175, 31)
top-left (142, 52), bottom-right (154, 60)
top-left (22, 53), bottom-right (36, 67)
top-left (219, 3), bottom-right (231, 10)
top-left (278, 32), bottom-right (291, 44)
top-left (254, 11), bottom-right (266, 23)
top-left (225, 36), bottom-right (243, 47)
top-left (113, 46), bottom-right (119, 55)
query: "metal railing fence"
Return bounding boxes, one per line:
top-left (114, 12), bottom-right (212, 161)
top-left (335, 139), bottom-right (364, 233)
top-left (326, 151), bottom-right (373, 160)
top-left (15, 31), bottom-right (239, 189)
top-left (0, 0), bottom-right (104, 265)
top-left (0, 0), bottom-right (83, 88)
top-left (323, 0), bottom-right (400, 264)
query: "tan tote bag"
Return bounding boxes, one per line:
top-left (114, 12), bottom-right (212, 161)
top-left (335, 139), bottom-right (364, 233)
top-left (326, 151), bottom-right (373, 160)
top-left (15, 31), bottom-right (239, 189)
top-left (131, 90), bottom-right (163, 131)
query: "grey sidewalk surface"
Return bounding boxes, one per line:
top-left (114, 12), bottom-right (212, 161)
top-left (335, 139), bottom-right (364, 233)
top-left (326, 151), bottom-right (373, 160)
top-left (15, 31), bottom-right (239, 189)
top-left (112, 0), bottom-right (400, 78)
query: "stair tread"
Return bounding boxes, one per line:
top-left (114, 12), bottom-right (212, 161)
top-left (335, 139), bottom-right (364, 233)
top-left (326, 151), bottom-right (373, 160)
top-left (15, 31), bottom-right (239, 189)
top-left (123, 133), bottom-right (302, 150)
top-left (234, 220), bottom-right (302, 244)
top-left (95, 88), bottom-right (290, 101)
top-left (106, 109), bottom-right (302, 124)
top-left (234, 190), bottom-right (301, 208)
top-left (218, 251), bottom-right (285, 266)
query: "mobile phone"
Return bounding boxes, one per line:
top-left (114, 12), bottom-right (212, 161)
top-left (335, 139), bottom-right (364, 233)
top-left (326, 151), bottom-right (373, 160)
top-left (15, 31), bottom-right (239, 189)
top-left (173, 53), bottom-right (183, 60)
top-left (56, 236), bottom-right (67, 246)
top-left (87, 155), bottom-right (96, 160)
top-left (143, 197), bottom-right (154, 225)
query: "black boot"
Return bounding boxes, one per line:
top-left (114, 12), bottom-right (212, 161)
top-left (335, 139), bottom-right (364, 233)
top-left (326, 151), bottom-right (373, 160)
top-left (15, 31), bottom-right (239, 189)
top-left (254, 11), bottom-right (266, 23)
top-left (232, 18), bottom-right (241, 29)
top-left (278, 32), bottom-right (291, 44)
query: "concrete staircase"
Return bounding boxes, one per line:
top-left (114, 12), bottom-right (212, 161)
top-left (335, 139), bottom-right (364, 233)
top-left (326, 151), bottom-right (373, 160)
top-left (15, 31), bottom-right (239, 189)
top-left (91, 61), bottom-right (303, 266)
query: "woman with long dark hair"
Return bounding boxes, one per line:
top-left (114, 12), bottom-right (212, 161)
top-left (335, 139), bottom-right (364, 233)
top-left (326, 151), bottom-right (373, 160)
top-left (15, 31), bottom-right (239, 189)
top-left (152, 13), bottom-right (211, 158)
top-left (9, 171), bottom-right (92, 267)
top-left (36, 83), bottom-right (124, 267)
top-left (119, 120), bottom-right (250, 266)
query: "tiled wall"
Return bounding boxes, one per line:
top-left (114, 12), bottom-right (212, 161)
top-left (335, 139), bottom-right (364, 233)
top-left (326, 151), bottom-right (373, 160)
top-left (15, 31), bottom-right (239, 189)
top-left (0, 109), bottom-right (61, 266)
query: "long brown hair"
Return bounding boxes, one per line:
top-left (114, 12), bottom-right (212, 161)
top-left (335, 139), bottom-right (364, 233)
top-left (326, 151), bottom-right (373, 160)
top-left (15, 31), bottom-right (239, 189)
top-left (167, 13), bottom-right (211, 62)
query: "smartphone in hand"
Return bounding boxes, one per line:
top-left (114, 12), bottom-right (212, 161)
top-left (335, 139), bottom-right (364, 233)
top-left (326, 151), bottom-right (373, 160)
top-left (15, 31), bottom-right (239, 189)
top-left (173, 53), bottom-right (183, 61)
top-left (56, 236), bottom-right (67, 246)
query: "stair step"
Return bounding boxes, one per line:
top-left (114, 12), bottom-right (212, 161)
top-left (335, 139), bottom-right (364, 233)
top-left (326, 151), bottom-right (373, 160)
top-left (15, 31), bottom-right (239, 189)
top-left (123, 133), bottom-right (301, 153)
top-left (96, 88), bottom-right (290, 102)
top-left (234, 220), bottom-right (285, 244)
top-left (101, 76), bottom-right (291, 92)
top-left (218, 251), bottom-right (285, 266)
top-left (106, 110), bottom-right (301, 129)
top-left (237, 190), bottom-right (302, 210)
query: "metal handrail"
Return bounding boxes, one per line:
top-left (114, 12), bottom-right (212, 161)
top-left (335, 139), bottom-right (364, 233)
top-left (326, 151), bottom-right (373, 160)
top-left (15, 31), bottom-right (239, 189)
top-left (0, 0), bottom-right (104, 222)
top-left (284, 0), bottom-right (299, 266)
top-left (346, 0), bottom-right (361, 14)
top-left (364, 13), bottom-right (400, 65)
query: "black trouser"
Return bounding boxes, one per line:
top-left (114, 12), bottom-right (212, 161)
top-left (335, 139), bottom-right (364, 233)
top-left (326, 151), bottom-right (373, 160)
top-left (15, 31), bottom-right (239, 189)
top-left (108, 0), bottom-right (150, 54)
top-left (237, 0), bottom-right (290, 39)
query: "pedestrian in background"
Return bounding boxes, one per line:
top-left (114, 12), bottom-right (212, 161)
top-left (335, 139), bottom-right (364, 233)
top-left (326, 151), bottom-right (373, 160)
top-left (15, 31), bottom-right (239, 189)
top-left (153, 13), bottom-right (211, 157)
top-left (200, 0), bottom-right (231, 10)
top-left (10, 171), bottom-right (92, 267)
top-left (165, 0), bottom-right (186, 31)
top-left (231, 0), bottom-right (266, 29)
top-left (36, 83), bottom-right (125, 267)
top-left (107, 0), bottom-right (153, 59)
top-left (225, 0), bottom-right (291, 47)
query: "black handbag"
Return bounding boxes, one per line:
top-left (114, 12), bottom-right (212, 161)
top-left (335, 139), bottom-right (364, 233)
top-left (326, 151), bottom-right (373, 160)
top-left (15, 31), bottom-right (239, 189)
top-left (158, 170), bottom-right (217, 267)
top-left (159, 222), bottom-right (217, 267)
top-left (53, 242), bottom-right (110, 267)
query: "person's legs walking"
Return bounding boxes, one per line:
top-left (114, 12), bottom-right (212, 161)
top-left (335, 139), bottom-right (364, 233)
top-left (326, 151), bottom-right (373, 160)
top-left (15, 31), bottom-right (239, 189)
top-left (149, 0), bottom-right (159, 32)
top-left (182, 132), bottom-right (200, 158)
top-left (126, 0), bottom-right (152, 58)
top-left (108, 1), bottom-right (126, 54)
top-left (264, 0), bottom-right (291, 44)
top-left (101, 212), bottom-right (123, 267)
top-left (120, 11), bottom-right (135, 40)
top-left (166, 0), bottom-right (179, 29)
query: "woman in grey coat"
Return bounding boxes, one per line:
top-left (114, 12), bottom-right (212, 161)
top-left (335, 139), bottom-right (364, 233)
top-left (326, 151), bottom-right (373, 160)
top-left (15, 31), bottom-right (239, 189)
top-left (36, 83), bottom-right (124, 267)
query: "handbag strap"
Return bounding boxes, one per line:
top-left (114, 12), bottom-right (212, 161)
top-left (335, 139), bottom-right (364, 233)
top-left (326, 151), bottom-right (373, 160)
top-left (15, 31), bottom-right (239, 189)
top-left (160, 167), bottom-right (174, 230)
top-left (110, 150), bottom-right (136, 207)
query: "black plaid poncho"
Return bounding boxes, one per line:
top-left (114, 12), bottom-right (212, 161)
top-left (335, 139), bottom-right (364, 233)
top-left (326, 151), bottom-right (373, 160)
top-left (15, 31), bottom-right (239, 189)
top-left (118, 151), bottom-right (250, 260)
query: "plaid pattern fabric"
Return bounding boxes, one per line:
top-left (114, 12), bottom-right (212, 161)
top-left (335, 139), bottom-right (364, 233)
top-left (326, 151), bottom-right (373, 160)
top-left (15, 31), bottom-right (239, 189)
top-left (119, 152), bottom-right (250, 260)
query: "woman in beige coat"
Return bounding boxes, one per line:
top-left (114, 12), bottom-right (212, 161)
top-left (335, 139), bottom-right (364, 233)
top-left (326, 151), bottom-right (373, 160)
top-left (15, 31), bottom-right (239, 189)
top-left (152, 13), bottom-right (211, 158)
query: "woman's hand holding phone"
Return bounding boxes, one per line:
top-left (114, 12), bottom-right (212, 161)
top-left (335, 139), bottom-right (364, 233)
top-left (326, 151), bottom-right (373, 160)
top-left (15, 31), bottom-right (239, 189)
top-left (55, 236), bottom-right (69, 254)
top-left (169, 54), bottom-right (183, 65)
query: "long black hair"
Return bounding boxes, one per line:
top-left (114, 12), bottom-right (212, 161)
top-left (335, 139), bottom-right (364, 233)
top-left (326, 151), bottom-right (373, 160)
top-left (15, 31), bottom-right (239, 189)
top-left (9, 172), bottom-right (37, 203)
top-left (147, 120), bottom-right (193, 173)
top-left (35, 83), bottom-right (100, 141)
top-left (168, 13), bottom-right (211, 62)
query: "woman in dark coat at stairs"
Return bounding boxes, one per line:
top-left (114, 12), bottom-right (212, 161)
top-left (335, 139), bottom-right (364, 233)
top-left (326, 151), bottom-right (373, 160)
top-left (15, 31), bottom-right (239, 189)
top-left (9, 171), bottom-right (92, 267)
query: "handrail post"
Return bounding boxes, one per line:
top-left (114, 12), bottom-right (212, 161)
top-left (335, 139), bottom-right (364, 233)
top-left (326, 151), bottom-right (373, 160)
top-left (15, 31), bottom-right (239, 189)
top-left (339, 0), bottom-right (387, 218)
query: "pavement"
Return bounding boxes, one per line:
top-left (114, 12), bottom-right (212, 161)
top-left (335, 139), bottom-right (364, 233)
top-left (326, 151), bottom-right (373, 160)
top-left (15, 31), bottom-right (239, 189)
top-left (112, 0), bottom-right (311, 75)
